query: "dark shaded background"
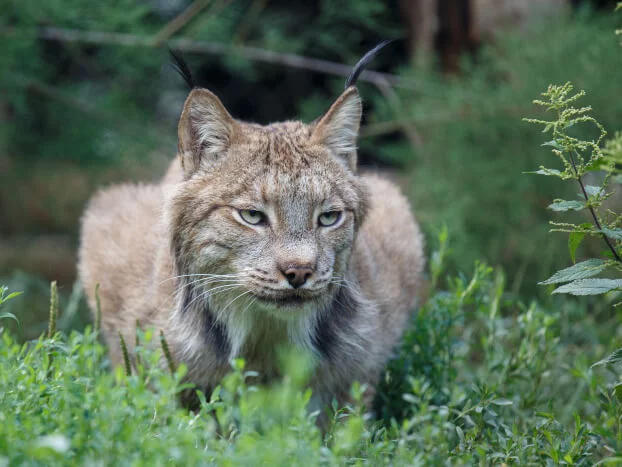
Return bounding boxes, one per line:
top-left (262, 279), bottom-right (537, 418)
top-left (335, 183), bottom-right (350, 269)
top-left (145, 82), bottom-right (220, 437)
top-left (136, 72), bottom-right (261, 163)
top-left (1, 0), bottom-right (621, 337)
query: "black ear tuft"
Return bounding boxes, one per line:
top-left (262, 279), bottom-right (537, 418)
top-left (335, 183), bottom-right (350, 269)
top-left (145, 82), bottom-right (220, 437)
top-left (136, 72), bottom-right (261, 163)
top-left (169, 49), bottom-right (195, 90)
top-left (345, 40), bottom-right (393, 89)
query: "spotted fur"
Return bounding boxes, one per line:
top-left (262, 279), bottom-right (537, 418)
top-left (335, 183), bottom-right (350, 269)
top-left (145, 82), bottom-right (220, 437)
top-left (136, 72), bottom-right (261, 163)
top-left (78, 85), bottom-right (425, 414)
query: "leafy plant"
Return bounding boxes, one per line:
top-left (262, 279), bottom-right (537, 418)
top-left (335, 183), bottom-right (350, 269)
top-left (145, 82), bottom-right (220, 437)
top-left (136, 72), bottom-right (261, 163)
top-left (526, 82), bottom-right (622, 298)
top-left (2, 234), bottom-right (622, 464)
top-left (0, 285), bottom-right (21, 326)
top-left (522, 13), bottom-right (622, 459)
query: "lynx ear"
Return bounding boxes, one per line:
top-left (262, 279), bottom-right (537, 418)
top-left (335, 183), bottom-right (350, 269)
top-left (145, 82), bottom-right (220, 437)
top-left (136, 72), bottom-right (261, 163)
top-left (178, 88), bottom-right (236, 178)
top-left (311, 87), bottom-right (362, 171)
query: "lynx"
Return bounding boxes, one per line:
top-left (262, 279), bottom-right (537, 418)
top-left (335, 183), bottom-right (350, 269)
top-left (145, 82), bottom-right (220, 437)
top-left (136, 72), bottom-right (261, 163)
top-left (78, 46), bottom-right (425, 413)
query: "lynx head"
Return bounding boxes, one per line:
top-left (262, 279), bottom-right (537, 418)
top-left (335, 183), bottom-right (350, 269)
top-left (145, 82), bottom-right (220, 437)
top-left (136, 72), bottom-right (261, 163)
top-left (167, 85), bottom-right (369, 322)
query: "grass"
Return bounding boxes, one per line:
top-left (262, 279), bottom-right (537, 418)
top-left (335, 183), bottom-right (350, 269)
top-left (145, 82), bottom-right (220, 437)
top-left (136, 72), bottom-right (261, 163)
top-left (1, 237), bottom-right (621, 465)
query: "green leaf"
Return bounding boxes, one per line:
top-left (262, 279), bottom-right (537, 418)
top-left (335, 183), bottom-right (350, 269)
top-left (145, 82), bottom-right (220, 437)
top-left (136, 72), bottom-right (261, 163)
top-left (594, 458), bottom-right (622, 466)
top-left (568, 232), bottom-right (585, 263)
top-left (539, 259), bottom-right (607, 285)
top-left (0, 288), bottom-right (22, 306)
top-left (526, 168), bottom-right (562, 176)
top-left (3, 292), bottom-right (22, 301)
top-left (600, 227), bottom-right (622, 240)
top-left (0, 312), bottom-right (19, 327)
top-left (592, 348), bottom-right (622, 368)
top-left (548, 200), bottom-right (585, 212)
top-left (455, 426), bottom-right (465, 442)
top-left (491, 398), bottom-right (513, 406)
top-left (552, 278), bottom-right (622, 295)
top-left (615, 384), bottom-right (622, 403)
top-left (542, 140), bottom-right (564, 150)
top-left (583, 185), bottom-right (604, 197)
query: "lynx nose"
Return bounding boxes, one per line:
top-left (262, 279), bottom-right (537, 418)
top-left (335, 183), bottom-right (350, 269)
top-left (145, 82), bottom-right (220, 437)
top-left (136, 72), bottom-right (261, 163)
top-left (280, 265), bottom-right (314, 289)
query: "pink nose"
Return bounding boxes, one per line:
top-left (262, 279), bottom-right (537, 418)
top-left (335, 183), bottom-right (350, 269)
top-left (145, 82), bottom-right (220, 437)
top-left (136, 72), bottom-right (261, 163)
top-left (280, 265), bottom-right (314, 288)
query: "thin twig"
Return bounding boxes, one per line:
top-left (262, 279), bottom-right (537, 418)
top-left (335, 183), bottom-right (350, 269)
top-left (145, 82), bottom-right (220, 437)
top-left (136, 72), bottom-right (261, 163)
top-left (160, 330), bottom-right (177, 375)
top-left (10, 69), bottom-right (389, 143)
top-left (8, 72), bottom-right (174, 150)
top-left (94, 283), bottom-right (102, 334)
top-left (48, 281), bottom-right (58, 339)
top-left (1, 26), bottom-right (409, 89)
top-left (119, 332), bottom-right (132, 376)
top-left (569, 151), bottom-right (622, 263)
top-left (46, 281), bottom-right (58, 378)
top-left (233, 0), bottom-right (267, 44)
top-left (360, 105), bottom-right (533, 138)
top-left (152, 0), bottom-right (212, 45)
top-left (373, 75), bottom-right (422, 148)
top-left (135, 319), bottom-right (142, 370)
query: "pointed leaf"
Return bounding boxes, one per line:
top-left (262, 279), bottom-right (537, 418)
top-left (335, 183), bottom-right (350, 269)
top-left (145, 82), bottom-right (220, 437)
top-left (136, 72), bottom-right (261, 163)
top-left (592, 348), bottom-right (622, 368)
top-left (552, 278), bottom-right (622, 295)
top-left (584, 185), bottom-right (604, 197)
top-left (548, 200), bottom-right (584, 212)
top-left (4, 292), bottom-right (22, 301)
top-left (594, 458), bottom-right (622, 466)
top-left (568, 232), bottom-right (585, 263)
top-left (539, 259), bottom-right (607, 285)
top-left (542, 140), bottom-right (563, 150)
top-left (0, 312), bottom-right (19, 327)
top-left (526, 168), bottom-right (562, 176)
top-left (601, 227), bottom-right (622, 241)
top-left (491, 398), bottom-right (513, 406)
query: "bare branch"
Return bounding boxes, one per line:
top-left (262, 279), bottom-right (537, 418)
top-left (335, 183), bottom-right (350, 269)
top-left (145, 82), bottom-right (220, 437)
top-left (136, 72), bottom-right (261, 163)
top-left (233, 0), bottom-right (267, 44)
top-left (372, 75), bottom-right (423, 148)
top-left (2, 26), bottom-right (411, 89)
top-left (152, 0), bottom-right (213, 45)
top-left (569, 150), bottom-right (622, 263)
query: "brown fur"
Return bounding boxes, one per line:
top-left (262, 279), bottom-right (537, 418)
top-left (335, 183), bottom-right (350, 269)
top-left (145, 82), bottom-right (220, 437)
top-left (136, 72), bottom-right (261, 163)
top-left (78, 86), bottom-right (425, 413)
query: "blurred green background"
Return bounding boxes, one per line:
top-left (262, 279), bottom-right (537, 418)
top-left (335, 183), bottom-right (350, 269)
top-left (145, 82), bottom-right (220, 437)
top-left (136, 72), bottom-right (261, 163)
top-left (1, 0), bottom-right (621, 338)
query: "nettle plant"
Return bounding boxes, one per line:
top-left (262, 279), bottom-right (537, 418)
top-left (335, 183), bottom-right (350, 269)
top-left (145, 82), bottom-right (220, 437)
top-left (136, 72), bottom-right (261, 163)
top-left (526, 80), bottom-right (622, 398)
top-left (525, 82), bottom-right (622, 298)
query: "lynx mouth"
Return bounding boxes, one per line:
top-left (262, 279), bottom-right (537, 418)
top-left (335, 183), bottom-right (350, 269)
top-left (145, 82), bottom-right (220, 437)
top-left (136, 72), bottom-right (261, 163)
top-left (250, 291), bottom-right (318, 308)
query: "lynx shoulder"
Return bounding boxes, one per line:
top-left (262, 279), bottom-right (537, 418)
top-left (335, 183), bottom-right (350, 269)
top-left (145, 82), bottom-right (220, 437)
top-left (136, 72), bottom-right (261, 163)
top-left (78, 54), bottom-right (425, 411)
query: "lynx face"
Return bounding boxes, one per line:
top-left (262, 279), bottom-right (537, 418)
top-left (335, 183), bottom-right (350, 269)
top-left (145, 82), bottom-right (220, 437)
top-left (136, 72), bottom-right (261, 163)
top-left (168, 87), bottom-right (368, 323)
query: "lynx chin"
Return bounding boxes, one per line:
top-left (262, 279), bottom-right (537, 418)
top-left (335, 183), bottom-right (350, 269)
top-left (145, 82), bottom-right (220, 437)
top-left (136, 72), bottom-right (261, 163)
top-left (78, 51), bottom-right (425, 414)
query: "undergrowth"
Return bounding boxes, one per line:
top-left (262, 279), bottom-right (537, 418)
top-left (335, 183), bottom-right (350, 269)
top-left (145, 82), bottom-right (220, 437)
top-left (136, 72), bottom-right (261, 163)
top-left (1, 237), bottom-right (621, 465)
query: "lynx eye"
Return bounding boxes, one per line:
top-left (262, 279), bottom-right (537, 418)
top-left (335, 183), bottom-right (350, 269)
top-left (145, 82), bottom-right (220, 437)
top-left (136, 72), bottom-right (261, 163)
top-left (318, 211), bottom-right (342, 227)
top-left (239, 209), bottom-right (266, 226)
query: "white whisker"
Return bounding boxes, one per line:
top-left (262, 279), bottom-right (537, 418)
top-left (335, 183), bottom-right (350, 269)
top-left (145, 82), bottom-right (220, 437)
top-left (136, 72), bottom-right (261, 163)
top-left (182, 283), bottom-right (244, 312)
top-left (159, 272), bottom-right (249, 285)
top-left (219, 290), bottom-right (253, 316)
top-left (240, 296), bottom-right (258, 315)
top-left (157, 276), bottom-right (246, 312)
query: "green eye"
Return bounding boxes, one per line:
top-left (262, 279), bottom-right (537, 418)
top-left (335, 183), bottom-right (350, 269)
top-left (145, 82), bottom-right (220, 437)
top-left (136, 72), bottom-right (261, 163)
top-left (318, 211), bottom-right (342, 227)
top-left (239, 209), bottom-right (266, 226)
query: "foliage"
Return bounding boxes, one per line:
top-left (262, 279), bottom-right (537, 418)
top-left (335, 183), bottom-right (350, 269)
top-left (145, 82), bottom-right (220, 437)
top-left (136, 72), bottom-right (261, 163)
top-left (1, 241), bottom-right (622, 464)
top-left (517, 25), bottom-right (622, 462)
top-left (525, 82), bottom-right (622, 299)
top-left (0, 273), bottom-right (89, 341)
top-left (0, 285), bottom-right (22, 325)
top-left (384, 12), bottom-right (622, 293)
top-left (2, 4), bottom-right (622, 297)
